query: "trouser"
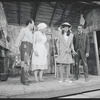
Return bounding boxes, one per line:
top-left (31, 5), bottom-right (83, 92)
top-left (73, 49), bottom-right (88, 79)
top-left (20, 41), bottom-right (32, 83)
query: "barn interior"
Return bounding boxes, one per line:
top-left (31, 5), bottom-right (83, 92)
top-left (0, 0), bottom-right (100, 79)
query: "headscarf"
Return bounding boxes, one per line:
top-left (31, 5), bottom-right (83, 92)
top-left (37, 23), bottom-right (47, 30)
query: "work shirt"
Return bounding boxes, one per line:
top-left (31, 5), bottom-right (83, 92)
top-left (15, 27), bottom-right (33, 48)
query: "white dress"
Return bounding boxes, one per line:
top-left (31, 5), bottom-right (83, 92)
top-left (31, 31), bottom-right (48, 71)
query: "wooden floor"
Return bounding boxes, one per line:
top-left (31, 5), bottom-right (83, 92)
top-left (0, 74), bottom-right (100, 98)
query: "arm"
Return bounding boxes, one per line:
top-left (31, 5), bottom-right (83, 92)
top-left (71, 34), bottom-right (77, 56)
top-left (33, 32), bottom-right (37, 51)
top-left (33, 32), bottom-right (39, 56)
top-left (15, 28), bottom-right (25, 48)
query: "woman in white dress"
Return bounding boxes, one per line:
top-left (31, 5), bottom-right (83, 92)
top-left (31, 23), bottom-right (48, 82)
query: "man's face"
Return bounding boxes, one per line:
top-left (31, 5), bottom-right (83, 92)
top-left (78, 26), bottom-right (83, 33)
top-left (30, 20), bottom-right (34, 30)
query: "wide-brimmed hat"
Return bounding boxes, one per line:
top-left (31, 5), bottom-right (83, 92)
top-left (37, 23), bottom-right (47, 30)
top-left (61, 22), bottom-right (71, 28)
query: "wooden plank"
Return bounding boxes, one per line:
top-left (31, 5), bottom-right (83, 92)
top-left (4, 10), bottom-right (17, 14)
top-left (35, 18), bottom-right (51, 22)
top-left (20, 8), bottom-right (32, 13)
top-left (93, 31), bottom-right (100, 75)
top-left (20, 5), bottom-right (32, 10)
top-left (35, 19), bottom-right (49, 24)
top-left (0, 75), bottom-right (100, 98)
top-left (20, 12), bottom-right (31, 16)
top-left (17, 2), bottom-right (20, 25)
top-left (37, 14), bottom-right (52, 19)
top-left (7, 18), bottom-right (18, 22)
top-left (40, 5), bottom-right (54, 10)
top-left (3, 2), bottom-right (17, 7)
top-left (20, 2), bottom-right (31, 6)
top-left (47, 2), bottom-right (55, 8)
top-left (38, 8), bottom-right (53, 13)
top-left (6, 13), bottom-right (17, 18)
top-left (49, 2), bottom-right (58, 27)
top-left (37, 11), bottom-right (53, 17)
top-left (41, 2), bottom-right (54, 7)
top-left (3, 5), bottom-right (17, 10)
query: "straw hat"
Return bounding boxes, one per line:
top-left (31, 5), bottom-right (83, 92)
top-left (61, 22), bottom-right (71, 28)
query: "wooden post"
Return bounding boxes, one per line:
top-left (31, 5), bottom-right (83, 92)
top-left (93, 31), bottom-right (100, 75)
top-left (17, 2), bottom-right (20, 25)
top-left (32, 2), bottom-right (40, 22)
top-left (49, 2), bottom-right (58, 27)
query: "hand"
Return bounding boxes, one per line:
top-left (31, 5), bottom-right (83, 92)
top-left (85, 53), bottom-right (89, 57)
top-left (72, 51), bottom-right (78, 57)
top-left (66, 49), bottom-right (71, 53)
top-left (34, 51), bottom-right (39, 56)
top-left (73, 51), bottom-right (78, 56)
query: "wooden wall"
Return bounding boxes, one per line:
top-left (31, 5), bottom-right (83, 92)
top-left (85, 8), bottom-right (100, 75)
top-left (85, 8), bottom-right (100, 32)
top-left (2, 2), bottom-right (90, 74)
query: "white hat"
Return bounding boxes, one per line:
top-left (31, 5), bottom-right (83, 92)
top-left (37, 23), bottom-right (47, 30)
top-left (61, 22), bottom-right (71, 28)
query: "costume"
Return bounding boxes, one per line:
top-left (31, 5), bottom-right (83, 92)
top-left (31, 31), bottom-right (48, 71)
top-left (15, 27), bottom-right (33, 84)
top-left (56, 32), bottom-right (74, 64)
top-left (73, 31), bottom-right (90, 79)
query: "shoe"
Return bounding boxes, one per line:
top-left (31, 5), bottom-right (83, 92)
top-left (68, 80), bottom-right (72, 83)
top-left (28, 81), bottom-right (34, 84)
top-left (23, 82), bottom-right (30, 86)
top-left (39, 79), bottom-right (44, 82)
top-left (85, 78), bottom-right (89, 82)
top-left (65, 79), bottom-right (72, 83)
top-left (59, 79), bottom-right (63, 83)
top-left (72, 78), bottom-right (76, 81)
top-left (34, 79), bottom-right (39, 83)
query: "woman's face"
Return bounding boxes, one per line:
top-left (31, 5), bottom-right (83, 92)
top-left (62, 26), bottom-right (69, 32)
top-left (41, 27), bottom-right (47, 33)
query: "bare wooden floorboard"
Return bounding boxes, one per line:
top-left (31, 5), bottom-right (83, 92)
top-left (0, 74), bottom-right (100, 98)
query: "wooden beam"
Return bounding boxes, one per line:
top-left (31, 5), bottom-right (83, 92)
top-left (49, 2), bottom-right (58, 27)
top-left (47, 2), bottom-right (55, 8)
top-left (17, 2), bottom-right (20, 25)
top-left (31, 2), bottom-right (34, 19)
top-left (55, 3), bottom-right (67, 26)
top-left (93, 31), bottom-right (100, 75)
top-left (55, 3), bottom-right (73, 26)
top-left (32, 2), bottom-right (40, 22)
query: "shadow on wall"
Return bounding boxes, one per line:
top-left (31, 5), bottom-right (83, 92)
top-left (87, 43), bottom-right (97, 75)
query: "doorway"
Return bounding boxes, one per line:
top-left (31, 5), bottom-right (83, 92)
top-left (96, 30), bottom-right (100, 60)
